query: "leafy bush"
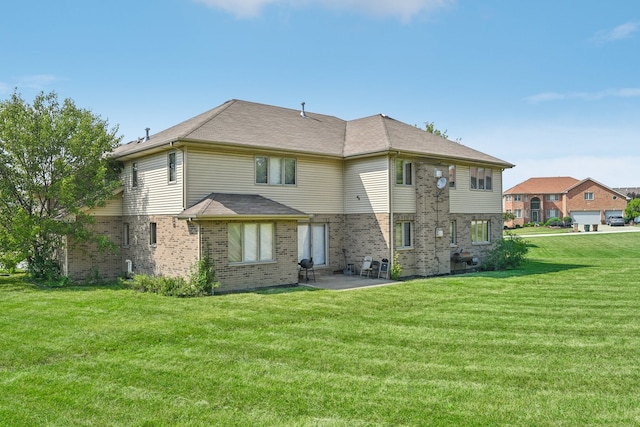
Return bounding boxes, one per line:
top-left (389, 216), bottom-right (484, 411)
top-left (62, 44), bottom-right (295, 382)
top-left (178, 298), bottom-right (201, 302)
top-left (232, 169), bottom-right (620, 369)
top-left (125, 253), bottom-right (220, 297)
top-left (563, 217), bottom-right (573, 226)
top-left (480, 232), bottom-right (529, 271)
top-left (545, 217), bottom-right (561, 227)
top-left (390, 252), bottom-right (403, 280)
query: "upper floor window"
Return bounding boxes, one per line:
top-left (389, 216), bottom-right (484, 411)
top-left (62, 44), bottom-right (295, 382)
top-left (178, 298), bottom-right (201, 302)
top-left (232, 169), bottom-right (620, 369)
top-left (584, 192), bottom-right (594, 200)
top-left (546, 194), bottom-right (559, 201)
top-left (256, 156), bottom-right (296, 186)
top-left (394, 221), bottom-right (413, 249)
top-left (471, 220), bottom-right (491, 244)
top-left (395, 159), bottom-right (413, 186)
top-left (449, 165), bottom-right (456, 189)
top-left (228, 223), bottom-right (274, 263)
top-left (132, 163), bottom-right (138, 188)
top-left (514, 194), bottom-right (522, 202)
top-left (470, 167), bottom-right (492, 191)
top-left (505, 195), bottom-right (512, 201)
top-left (168, 152), bottom-right (177, 183)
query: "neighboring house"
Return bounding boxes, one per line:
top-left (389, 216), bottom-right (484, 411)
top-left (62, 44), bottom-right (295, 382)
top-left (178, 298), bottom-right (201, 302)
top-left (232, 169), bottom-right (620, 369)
top-left (61, 100), bottom-right (513, 291)
top-left (614, 187), bottom-right (640, 200)
top-left (504, 177), bottom-right (628, 227)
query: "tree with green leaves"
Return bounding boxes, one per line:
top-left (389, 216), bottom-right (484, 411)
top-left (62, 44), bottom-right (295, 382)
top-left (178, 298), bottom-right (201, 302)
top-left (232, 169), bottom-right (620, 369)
top-left (425, 121), bottom-right (448, 139)
top-left (625, 198), bottom-right (640, 222)
top-left (0, 91), bottom-right (122, 279)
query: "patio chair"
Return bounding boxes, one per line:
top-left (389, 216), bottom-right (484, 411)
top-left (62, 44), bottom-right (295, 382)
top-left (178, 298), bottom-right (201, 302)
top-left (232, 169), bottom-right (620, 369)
top-left (359, 256), bottom-right (373, 278)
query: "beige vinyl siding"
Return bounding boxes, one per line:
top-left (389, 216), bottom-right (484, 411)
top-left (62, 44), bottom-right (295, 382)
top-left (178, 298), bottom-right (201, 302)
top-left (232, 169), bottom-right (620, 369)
top-left (123, 151), bottom-right (184, 216)
top-left (450, 165), bottom-right (503, 214)
top-left (344, 156), bottom-right (389, 214)
top-left (86, 193), bottom-right (123, 216)
top-left (186, 149), bottom-right (344, 214)
top-left (392, 158), bottom-right (416, 213)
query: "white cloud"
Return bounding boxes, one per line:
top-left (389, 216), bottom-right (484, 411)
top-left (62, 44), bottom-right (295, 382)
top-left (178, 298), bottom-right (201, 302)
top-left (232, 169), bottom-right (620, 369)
top-left (591, 22), bottom-right (640, 44)
top-left (525, 88), bottom-right (640, 104)
top-left (193, 0), bottom-right (454, 20)
top-left (18, 74), bottom-right (57, 90)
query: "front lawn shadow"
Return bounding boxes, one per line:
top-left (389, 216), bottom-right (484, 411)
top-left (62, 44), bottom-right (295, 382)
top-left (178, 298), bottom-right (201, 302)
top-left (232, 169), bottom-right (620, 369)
top-left (473, 261), bottom-right (589, 279)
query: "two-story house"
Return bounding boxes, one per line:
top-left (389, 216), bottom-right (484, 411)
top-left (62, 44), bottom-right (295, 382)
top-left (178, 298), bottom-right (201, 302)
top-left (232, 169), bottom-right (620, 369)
top-left (61, 99), bottom-right (513, 291)
top-left (504, 176), bottom-right (628, 227)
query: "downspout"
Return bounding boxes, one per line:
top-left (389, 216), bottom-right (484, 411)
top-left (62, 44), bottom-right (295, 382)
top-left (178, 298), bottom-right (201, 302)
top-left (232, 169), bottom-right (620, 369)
top-left (389, 153), bottom-right (397, 268)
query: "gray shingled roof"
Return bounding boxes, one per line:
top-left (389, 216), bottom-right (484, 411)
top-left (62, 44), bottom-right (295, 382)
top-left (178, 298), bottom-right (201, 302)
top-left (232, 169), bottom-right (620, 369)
top-left (177, 193), bottom-right (308, 220)
top-left (112, 99), bottom-right (513, 168)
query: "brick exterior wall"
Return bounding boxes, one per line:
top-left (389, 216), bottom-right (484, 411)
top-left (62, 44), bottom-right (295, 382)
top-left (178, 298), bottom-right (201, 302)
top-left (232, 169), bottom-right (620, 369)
top-left (414, 161), bottom-right (451, 277)
top-left (121, 215), bottom-right (200, 279)
top-left (449, 213), bottom-right (502, 271)
top-left (344, 213), bottom-right (391, 273)
top-left (63, 216), bottom-right (123, 281)
top-left (566, 181), bottom-right (627, 222)
top-left (200, 220), bottom-right (299, 292)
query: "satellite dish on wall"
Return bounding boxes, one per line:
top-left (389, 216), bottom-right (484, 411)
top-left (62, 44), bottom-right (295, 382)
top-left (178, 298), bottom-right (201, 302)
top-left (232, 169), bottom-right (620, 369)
top-left (436, 177), bottom-right (447, 190)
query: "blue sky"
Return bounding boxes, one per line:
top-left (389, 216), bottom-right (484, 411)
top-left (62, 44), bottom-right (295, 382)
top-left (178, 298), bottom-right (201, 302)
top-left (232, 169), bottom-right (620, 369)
top-left (2, 0), bottom-right (639, 190)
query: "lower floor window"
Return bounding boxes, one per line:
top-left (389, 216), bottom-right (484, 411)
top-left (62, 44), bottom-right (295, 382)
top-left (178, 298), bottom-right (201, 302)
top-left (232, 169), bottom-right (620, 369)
top-left (546, 209), bottom-right (559, 218)
top-left (395, 221), bottom-right (413, 248)
top-left (149, 222), bottom-right (157, 245)
top-left (449, 220), bottom-right (457, 245)
top-left (471, 220), bottom-right (490, 244)
top-left (298, 223), bottom-right (327, 265)
top-left (228, 223), bottom-right (274, 263)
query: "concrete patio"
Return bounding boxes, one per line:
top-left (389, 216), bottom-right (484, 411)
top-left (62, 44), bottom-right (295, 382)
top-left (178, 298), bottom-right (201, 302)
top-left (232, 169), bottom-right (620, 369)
top-left (298, 272), bottom-right (397, 291)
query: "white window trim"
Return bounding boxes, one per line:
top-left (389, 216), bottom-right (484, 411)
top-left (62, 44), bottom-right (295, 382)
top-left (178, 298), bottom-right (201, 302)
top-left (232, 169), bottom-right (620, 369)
top-left (167, 152), bottom-right (177, 184)
top-left (395, 221), bottom-right (413, 249)
top-left (395, 159), bottom-right (413, 186)
top-left (255, 156), bottom-right (297, 186)
top-left (228, 222), bottom-right (275, 264)
top-left (471, 220), bottom-right (491, 244)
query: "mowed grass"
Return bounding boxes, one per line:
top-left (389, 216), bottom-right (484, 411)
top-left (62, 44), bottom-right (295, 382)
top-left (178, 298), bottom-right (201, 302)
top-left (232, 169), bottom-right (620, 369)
top-left (1, 233), bottom-right (640, 426)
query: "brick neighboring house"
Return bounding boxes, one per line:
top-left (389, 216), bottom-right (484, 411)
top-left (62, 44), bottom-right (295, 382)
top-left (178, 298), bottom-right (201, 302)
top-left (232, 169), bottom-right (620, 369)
top-left (61, 99), bottom-right (514, 291)
top-left (504, 177), bottom-right (628, 227)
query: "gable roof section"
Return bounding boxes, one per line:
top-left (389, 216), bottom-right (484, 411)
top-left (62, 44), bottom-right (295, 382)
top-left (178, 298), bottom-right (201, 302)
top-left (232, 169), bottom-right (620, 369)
top-left (504, 177), bottom-right (580, 195)
top-left (565, 177), bottom-right (629, 199)
top-left (177, 193), bottom-right (308, 220)
top-left (112, 99), bottom-right (513, 168)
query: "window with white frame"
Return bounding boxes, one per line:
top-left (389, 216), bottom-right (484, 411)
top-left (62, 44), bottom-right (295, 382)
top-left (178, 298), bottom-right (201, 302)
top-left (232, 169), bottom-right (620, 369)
top-left (449, 220), bottom-right (457, 246)
top-left (449, 165), bottom-right (456, 189)
top-left (584, 192), bottom-right (594, 200)
top-left (168, 152), bottom-right (177, 183)
top-left (228, 223), bottom-right (274, 263)
top-left (514, 194), bottom-right (522, 202)
top-left (394, 221), bottom-right (413, 248)
top-left (546, 209), bottom-right (559, 218)
top-left (471, 220), bottom-right (490, 244)
top-left (298, 223), bottom-right (327, 265)
top-left (505, 195), bottom-right (512, 201)
top-left (514, 209), bottom-right (522, 218)
top-left (123, 223), bottom-right (130, 246)
top-left (395, 159), bottom-right (413, 185)
top-left (255, 156), bottom-right (296, 186)
top-left (470, 167), bottom-right (492, 190)
top-left (149, 222), bottom-right (157, 246)
top-left (132, 163), bottom-right (138, 188)
top-left (546, 194), bottom-right (560, 201)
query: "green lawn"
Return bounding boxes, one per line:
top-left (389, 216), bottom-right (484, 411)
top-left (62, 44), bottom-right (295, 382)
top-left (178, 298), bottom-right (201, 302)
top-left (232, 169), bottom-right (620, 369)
top-left (2, 233), bottom-right (640, 426)
top-left (505, 225), bottom-right (574, 235)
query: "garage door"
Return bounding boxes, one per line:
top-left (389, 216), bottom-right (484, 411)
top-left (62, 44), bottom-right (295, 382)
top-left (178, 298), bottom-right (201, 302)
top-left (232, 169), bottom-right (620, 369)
top-left (605, 210), bottom-right (623, 219)
top-left (571, 211), bottom-right (600, 225)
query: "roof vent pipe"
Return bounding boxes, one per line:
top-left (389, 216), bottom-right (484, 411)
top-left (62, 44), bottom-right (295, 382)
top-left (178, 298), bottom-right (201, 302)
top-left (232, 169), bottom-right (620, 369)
top-left (300, 102), bottom-right (307, 118)
top-left (144, 127), bottom-right (150, 141)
